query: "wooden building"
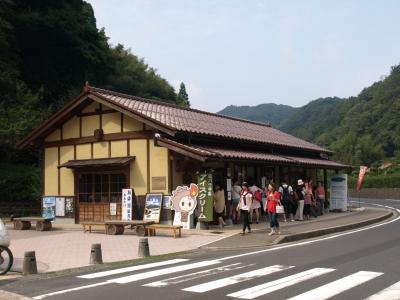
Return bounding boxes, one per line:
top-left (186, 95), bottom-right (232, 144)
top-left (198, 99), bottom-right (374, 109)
top-left (18, 85), bottom-right (350, 223)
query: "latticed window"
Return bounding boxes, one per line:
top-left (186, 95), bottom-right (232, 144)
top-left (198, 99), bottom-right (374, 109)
top-left (77, 173), bottom-right (127, 203)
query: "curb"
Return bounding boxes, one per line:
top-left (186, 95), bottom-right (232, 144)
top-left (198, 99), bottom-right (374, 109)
top-left (278, 210), bottom-right (394, 243)
top-left (0, 290), bottom-right (33, 300)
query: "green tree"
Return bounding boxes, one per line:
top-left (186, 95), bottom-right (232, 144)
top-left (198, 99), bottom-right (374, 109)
top-left (177, 82), bottom-right (190, 107)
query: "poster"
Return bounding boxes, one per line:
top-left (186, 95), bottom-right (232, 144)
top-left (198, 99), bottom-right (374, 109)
top-left (65, 197), bottom-right (74, 218)
top-left (55, 197), bottom-right (65, 217)
top-left (330, 174), bottom-right (348, 211)
top-left (144, 193), bottom-right (163, 223)
top-left (162, 195), bottom-right (172, 209)
top-left (171, 184), bottom-right (198, 229)
top-left (110, 203), bottom-right (117, 216)
top-left (42, 196), bottom-right (56, 219)
top-left (196, 170), bottom-right (214, 222)
top-left (122, 189), bottom-right (133, 221)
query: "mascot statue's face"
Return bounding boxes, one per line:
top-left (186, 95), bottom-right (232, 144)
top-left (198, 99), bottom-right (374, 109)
top-left (171, 183), bottom-right (199, 222)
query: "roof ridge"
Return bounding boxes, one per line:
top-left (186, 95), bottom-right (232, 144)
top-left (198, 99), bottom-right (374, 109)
top-left (90, 86), bottom-right (272, 128)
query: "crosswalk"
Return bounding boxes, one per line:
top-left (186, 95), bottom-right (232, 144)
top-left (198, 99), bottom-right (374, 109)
top-left (33, 258), bottom-right (400, 299)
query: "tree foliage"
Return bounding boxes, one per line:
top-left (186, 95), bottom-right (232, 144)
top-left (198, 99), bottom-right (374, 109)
top-left (177, 82), bottom-right (190, 107)
top-left (0, 0), bottom-right (187, 203)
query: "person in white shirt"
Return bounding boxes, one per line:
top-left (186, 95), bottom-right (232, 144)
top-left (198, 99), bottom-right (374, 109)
top-left (237, 182), bottom-right (253, 235)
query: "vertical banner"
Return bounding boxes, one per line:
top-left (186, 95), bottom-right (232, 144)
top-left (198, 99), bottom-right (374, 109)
top-left (55, 197), bottom-right (65, 217)
top-left (65, 197), bottom-right (74, 218)
top-left (197, 170), bottom-right (214, 222)
top-left (330, 174), bottom-right (348, 211)
top-left (122, 189), bottom-right (133, 221)
top-left (42, 197), bottom-right (56, 219)
top-left (110, 203), bottom-right (117, 216)
top-left (357, 166), bottom-right (368, 192)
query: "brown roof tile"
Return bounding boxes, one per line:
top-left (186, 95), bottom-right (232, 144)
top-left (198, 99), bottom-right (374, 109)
top-left (91, 88), bottom-right (331, 154)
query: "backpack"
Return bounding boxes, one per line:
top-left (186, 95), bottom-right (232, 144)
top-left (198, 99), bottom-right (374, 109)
top-left (254, 190), bottom-right (262, 202)
top-left (281, 185), bottom-right (292, 204)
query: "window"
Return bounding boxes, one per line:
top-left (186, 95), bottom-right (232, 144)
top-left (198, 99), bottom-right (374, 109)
top-left (77, 173), bottom-right (127, 203)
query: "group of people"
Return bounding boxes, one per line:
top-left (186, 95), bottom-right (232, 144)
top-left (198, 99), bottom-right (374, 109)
top-left (222, 179), bottom-right (327, 236)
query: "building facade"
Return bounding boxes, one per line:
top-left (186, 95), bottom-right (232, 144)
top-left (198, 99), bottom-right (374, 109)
top-left (19, 85), bottom-right (350, 223)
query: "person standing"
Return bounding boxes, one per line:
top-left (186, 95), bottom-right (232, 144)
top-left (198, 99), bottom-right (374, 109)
top-left (213, 184), bottom-right (226, 229)
top-left (315, 181), bottom-right (326, 215)
top-left (303, 181), bottom-right (313, 220)
top-left (237, 182), bottom-right (253, 235)
top-left (249, 183), bottom-right (263, 224)
top-left (265, 183), bottom-right (281, 235)
top-left (231, 180), bottom-right (242, 224)
top-left (294, 179), bottom-right (305, 221)
top-left (279, 182), bottom-right (295, 222)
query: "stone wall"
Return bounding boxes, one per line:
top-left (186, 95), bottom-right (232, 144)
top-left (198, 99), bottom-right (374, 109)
top-left (348, 188), bottom-right (400, 200)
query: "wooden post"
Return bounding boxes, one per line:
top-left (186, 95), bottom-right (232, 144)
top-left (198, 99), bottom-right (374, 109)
top-left (323, 169), bottom-right (328, 201)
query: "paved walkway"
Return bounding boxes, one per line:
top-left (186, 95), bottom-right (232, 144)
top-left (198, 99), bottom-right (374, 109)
top-left (2, 205), bottom-right (394, 275)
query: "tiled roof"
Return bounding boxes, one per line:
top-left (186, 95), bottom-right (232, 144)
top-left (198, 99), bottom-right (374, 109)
top-left (90, 87), bottom-right (331, 154)
top-left (156, 138), bottom-right (350, 169)
top-left (59, 157), bottom-right (134, 169)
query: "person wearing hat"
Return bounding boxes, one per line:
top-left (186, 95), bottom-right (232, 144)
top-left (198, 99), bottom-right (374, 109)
top-left (294, 179), bottom-right (305, 221)
top-left (237, 182), bottom-right (253, 235)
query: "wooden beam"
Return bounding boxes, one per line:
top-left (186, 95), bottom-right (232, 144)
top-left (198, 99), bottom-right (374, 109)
top-left (44, 131), bottom-right (153, 147)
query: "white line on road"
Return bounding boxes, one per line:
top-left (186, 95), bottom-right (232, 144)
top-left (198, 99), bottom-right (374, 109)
top-left (227, 268), bottom-right (335, 299)
top-left (77, 258), bottom-right (189, 279)
top-left (287, 271), bottom-right (383, 300)
top-left (365, 281), bottom-right (400, 300)
top-left (144, 263), bottom-right (247, 287)
top-left (109, 260), bottom-right (221, 284)
top-left (33, 282), bottom-right (111, 299)
top-left (183, 264), bottom-right (293, 293)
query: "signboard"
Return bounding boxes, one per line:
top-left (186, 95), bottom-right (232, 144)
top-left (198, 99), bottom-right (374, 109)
top-left (65, 197), bottom-right (74, 218)
top-left (42, 197), bottom-right (56, 219)
top-left (55, 197), bottom-right (65, 217)
top-left (357, 166), bottom-right (368, 192)
top-left (152, 176), bottom-right (166, 190)
top-left (330, 174), bottom-right (348, 211)
top-left (122, 189), bottom-right (133, 221)
top-left (110, 203), bottom-right (117, 216)
top-left (196, 171), bottom-right (214, 222)
top-left (144, 193), bottom-right (163, 223)
top-left (162, 195), bottom-right (172, 209)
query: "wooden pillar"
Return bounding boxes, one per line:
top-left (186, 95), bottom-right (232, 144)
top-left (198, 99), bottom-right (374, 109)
top-left (274, 166), bottom-right (280, 186)
top-left (323, 169), bottom-right (328, 200)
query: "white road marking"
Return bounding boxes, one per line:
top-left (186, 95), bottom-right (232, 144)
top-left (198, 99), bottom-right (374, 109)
top-left (144, 263), bottom-right (247, 287)
top-left (288, 271), bottom-right (383, 300)
top-left (109, 260), bottom-right (220, 284)
top-left (33, 282), bottom-right (111, 299)
top-left (365, 281), bottom-right (400, 300)
top-left (77, 258), bottom-right (189, 279)
top-left (227, 268), bottom-right (335, 299)
top-left (183, 265), bottom-right (293, 293)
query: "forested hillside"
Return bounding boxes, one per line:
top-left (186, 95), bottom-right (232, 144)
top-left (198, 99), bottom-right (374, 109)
top-left (219, 65), bottom-right (400, 169)
top-left (0, 0), bottom-right (187, 205)
top-left (218, 103), bottom-right (297, 127)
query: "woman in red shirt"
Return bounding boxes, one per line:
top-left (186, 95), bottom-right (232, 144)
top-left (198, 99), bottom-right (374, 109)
top-left (264, 183), bottom-right (281, 236)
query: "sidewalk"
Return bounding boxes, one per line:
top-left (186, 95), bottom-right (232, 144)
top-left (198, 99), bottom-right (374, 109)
top-left (202, 206), bottom-right (394, 249)
top-left (3, 205), bottom-right (394, 275)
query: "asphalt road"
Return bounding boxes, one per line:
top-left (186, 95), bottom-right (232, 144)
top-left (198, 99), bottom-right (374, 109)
top-left (2, 198), bottom-right (400, 300)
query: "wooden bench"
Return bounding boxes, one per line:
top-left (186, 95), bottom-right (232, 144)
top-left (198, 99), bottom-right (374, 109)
top-left (146, 224), bottom-right (183, 239)
top-left (13, 217), bottom-right (53, 231)
top-left (81, 220), bottom-right (155, 236)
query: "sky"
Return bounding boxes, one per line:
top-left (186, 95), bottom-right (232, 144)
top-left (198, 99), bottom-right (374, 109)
top-left (87, 0), bottom-right (400, 112)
